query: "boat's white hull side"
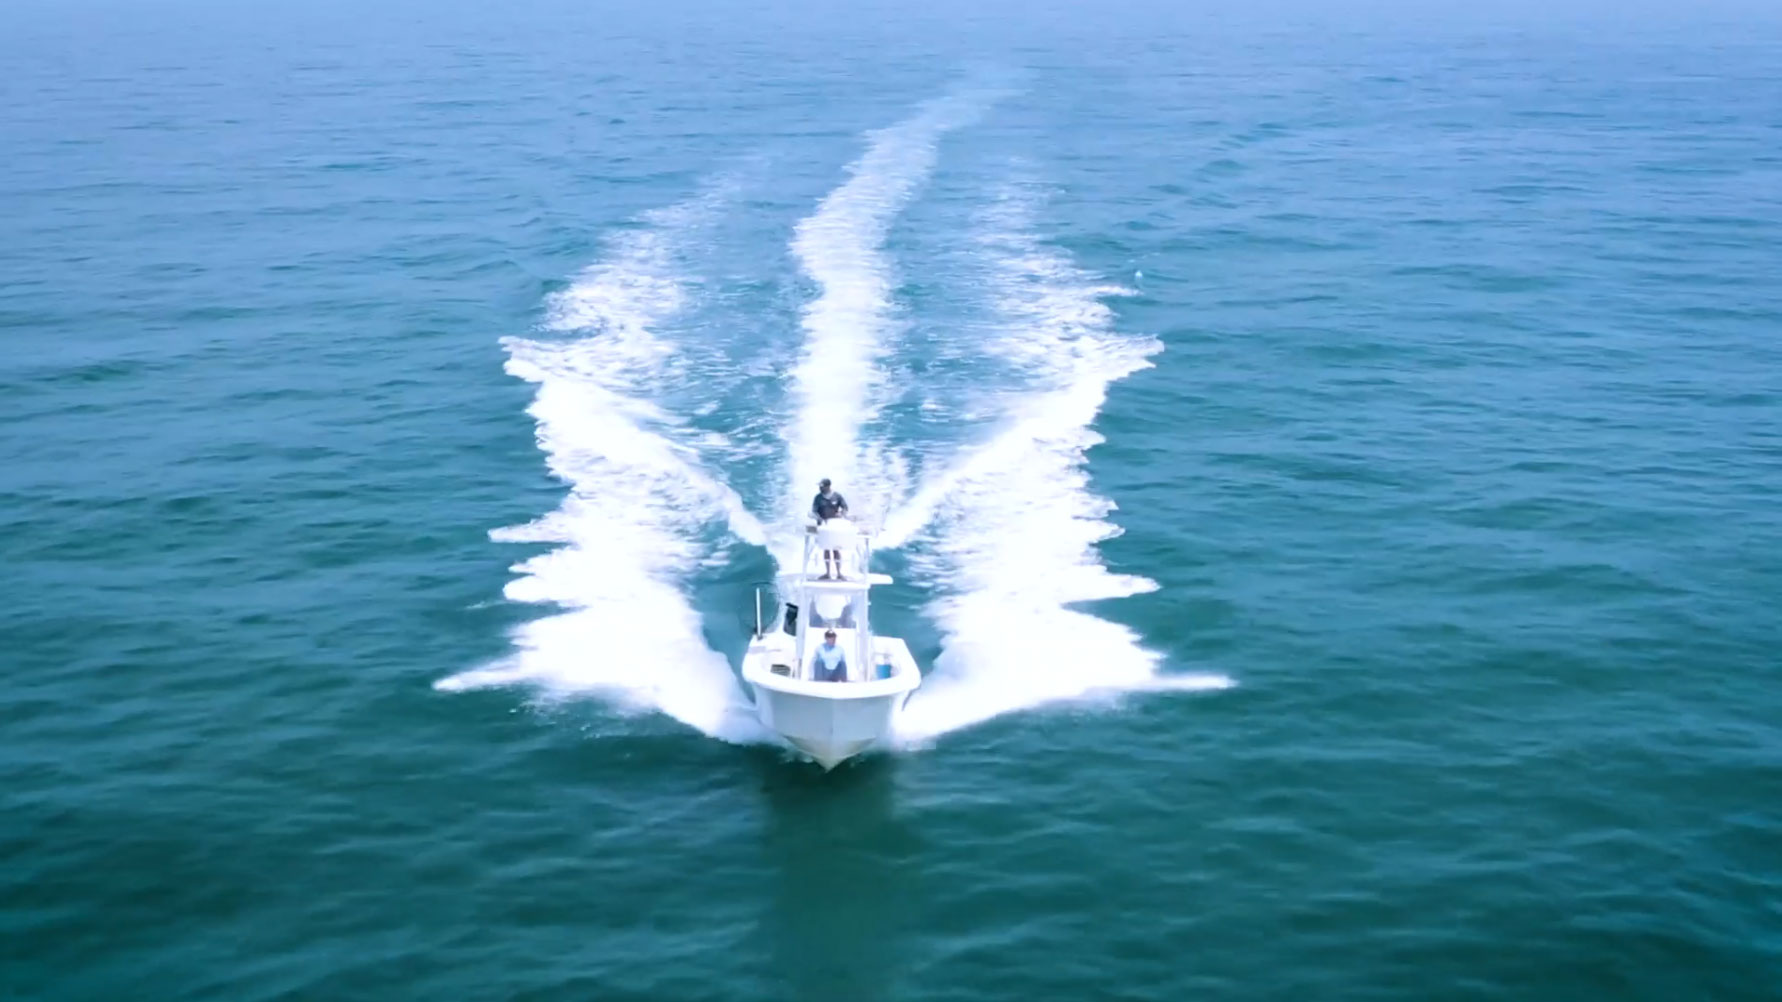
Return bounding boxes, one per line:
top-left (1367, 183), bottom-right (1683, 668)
top-left (750, 686), bottom-right (903, 768)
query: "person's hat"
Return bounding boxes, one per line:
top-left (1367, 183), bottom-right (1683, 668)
top-left (818, 478), bottom-right (831, 489)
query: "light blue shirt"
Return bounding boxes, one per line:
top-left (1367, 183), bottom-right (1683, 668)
top-left (816, 643), bottom-right (847, 680)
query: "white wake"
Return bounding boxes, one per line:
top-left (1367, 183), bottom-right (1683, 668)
top-left (436, 201), bottom-right (769, 743)
top-left (889, 191), bottom-right (1234, 742)
top-left (781, 87), bottom-right (1006, 555)
top-left (442, 99), bottom-right (1231, 751)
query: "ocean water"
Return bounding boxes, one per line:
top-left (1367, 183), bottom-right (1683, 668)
top-left (4, 0), bottom-right (1781, 998)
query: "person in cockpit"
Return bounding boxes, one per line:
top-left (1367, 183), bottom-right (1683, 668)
top-left (814, 629), bottom-right (848, 682)
top-left (811, 478), bottom-right (849, 579)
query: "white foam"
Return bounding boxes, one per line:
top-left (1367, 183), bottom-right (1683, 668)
top-left (782, 87), bottom-right (1007, 559)
top-left (891, 193), bottom-right (1232, 742)
top-left (436, 201), bottom-right (767, 743)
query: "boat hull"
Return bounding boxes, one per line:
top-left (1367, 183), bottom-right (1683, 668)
top-left (746, 683), bottom-right (910, 769)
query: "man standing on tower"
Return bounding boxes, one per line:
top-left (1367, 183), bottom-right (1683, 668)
top-left (811, 478), bottom-right (849, 579)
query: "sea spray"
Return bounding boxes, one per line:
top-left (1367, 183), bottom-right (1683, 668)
top-left (782, 85), bottom-right (1010, 561)
top-left (437, 198), bottom-right (768, 743)
top-left (891, 187), bottom-right (1232, 742)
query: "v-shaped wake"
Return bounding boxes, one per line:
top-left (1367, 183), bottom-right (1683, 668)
top-left (438, 89), bottom-right (1232, 748)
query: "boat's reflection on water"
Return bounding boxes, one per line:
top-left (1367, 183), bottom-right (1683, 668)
top-left (752, 754), bottom-right (925, 1002)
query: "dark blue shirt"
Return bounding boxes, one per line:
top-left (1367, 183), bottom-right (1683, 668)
top-left (812, 490), bottom-right (848, 521)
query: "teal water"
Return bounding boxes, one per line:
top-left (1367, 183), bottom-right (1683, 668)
top-left (5, 1), bottom-right (1781, 999)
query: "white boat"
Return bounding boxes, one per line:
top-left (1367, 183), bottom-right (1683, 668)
top-left (741, 517), bottom-right (922, 769)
